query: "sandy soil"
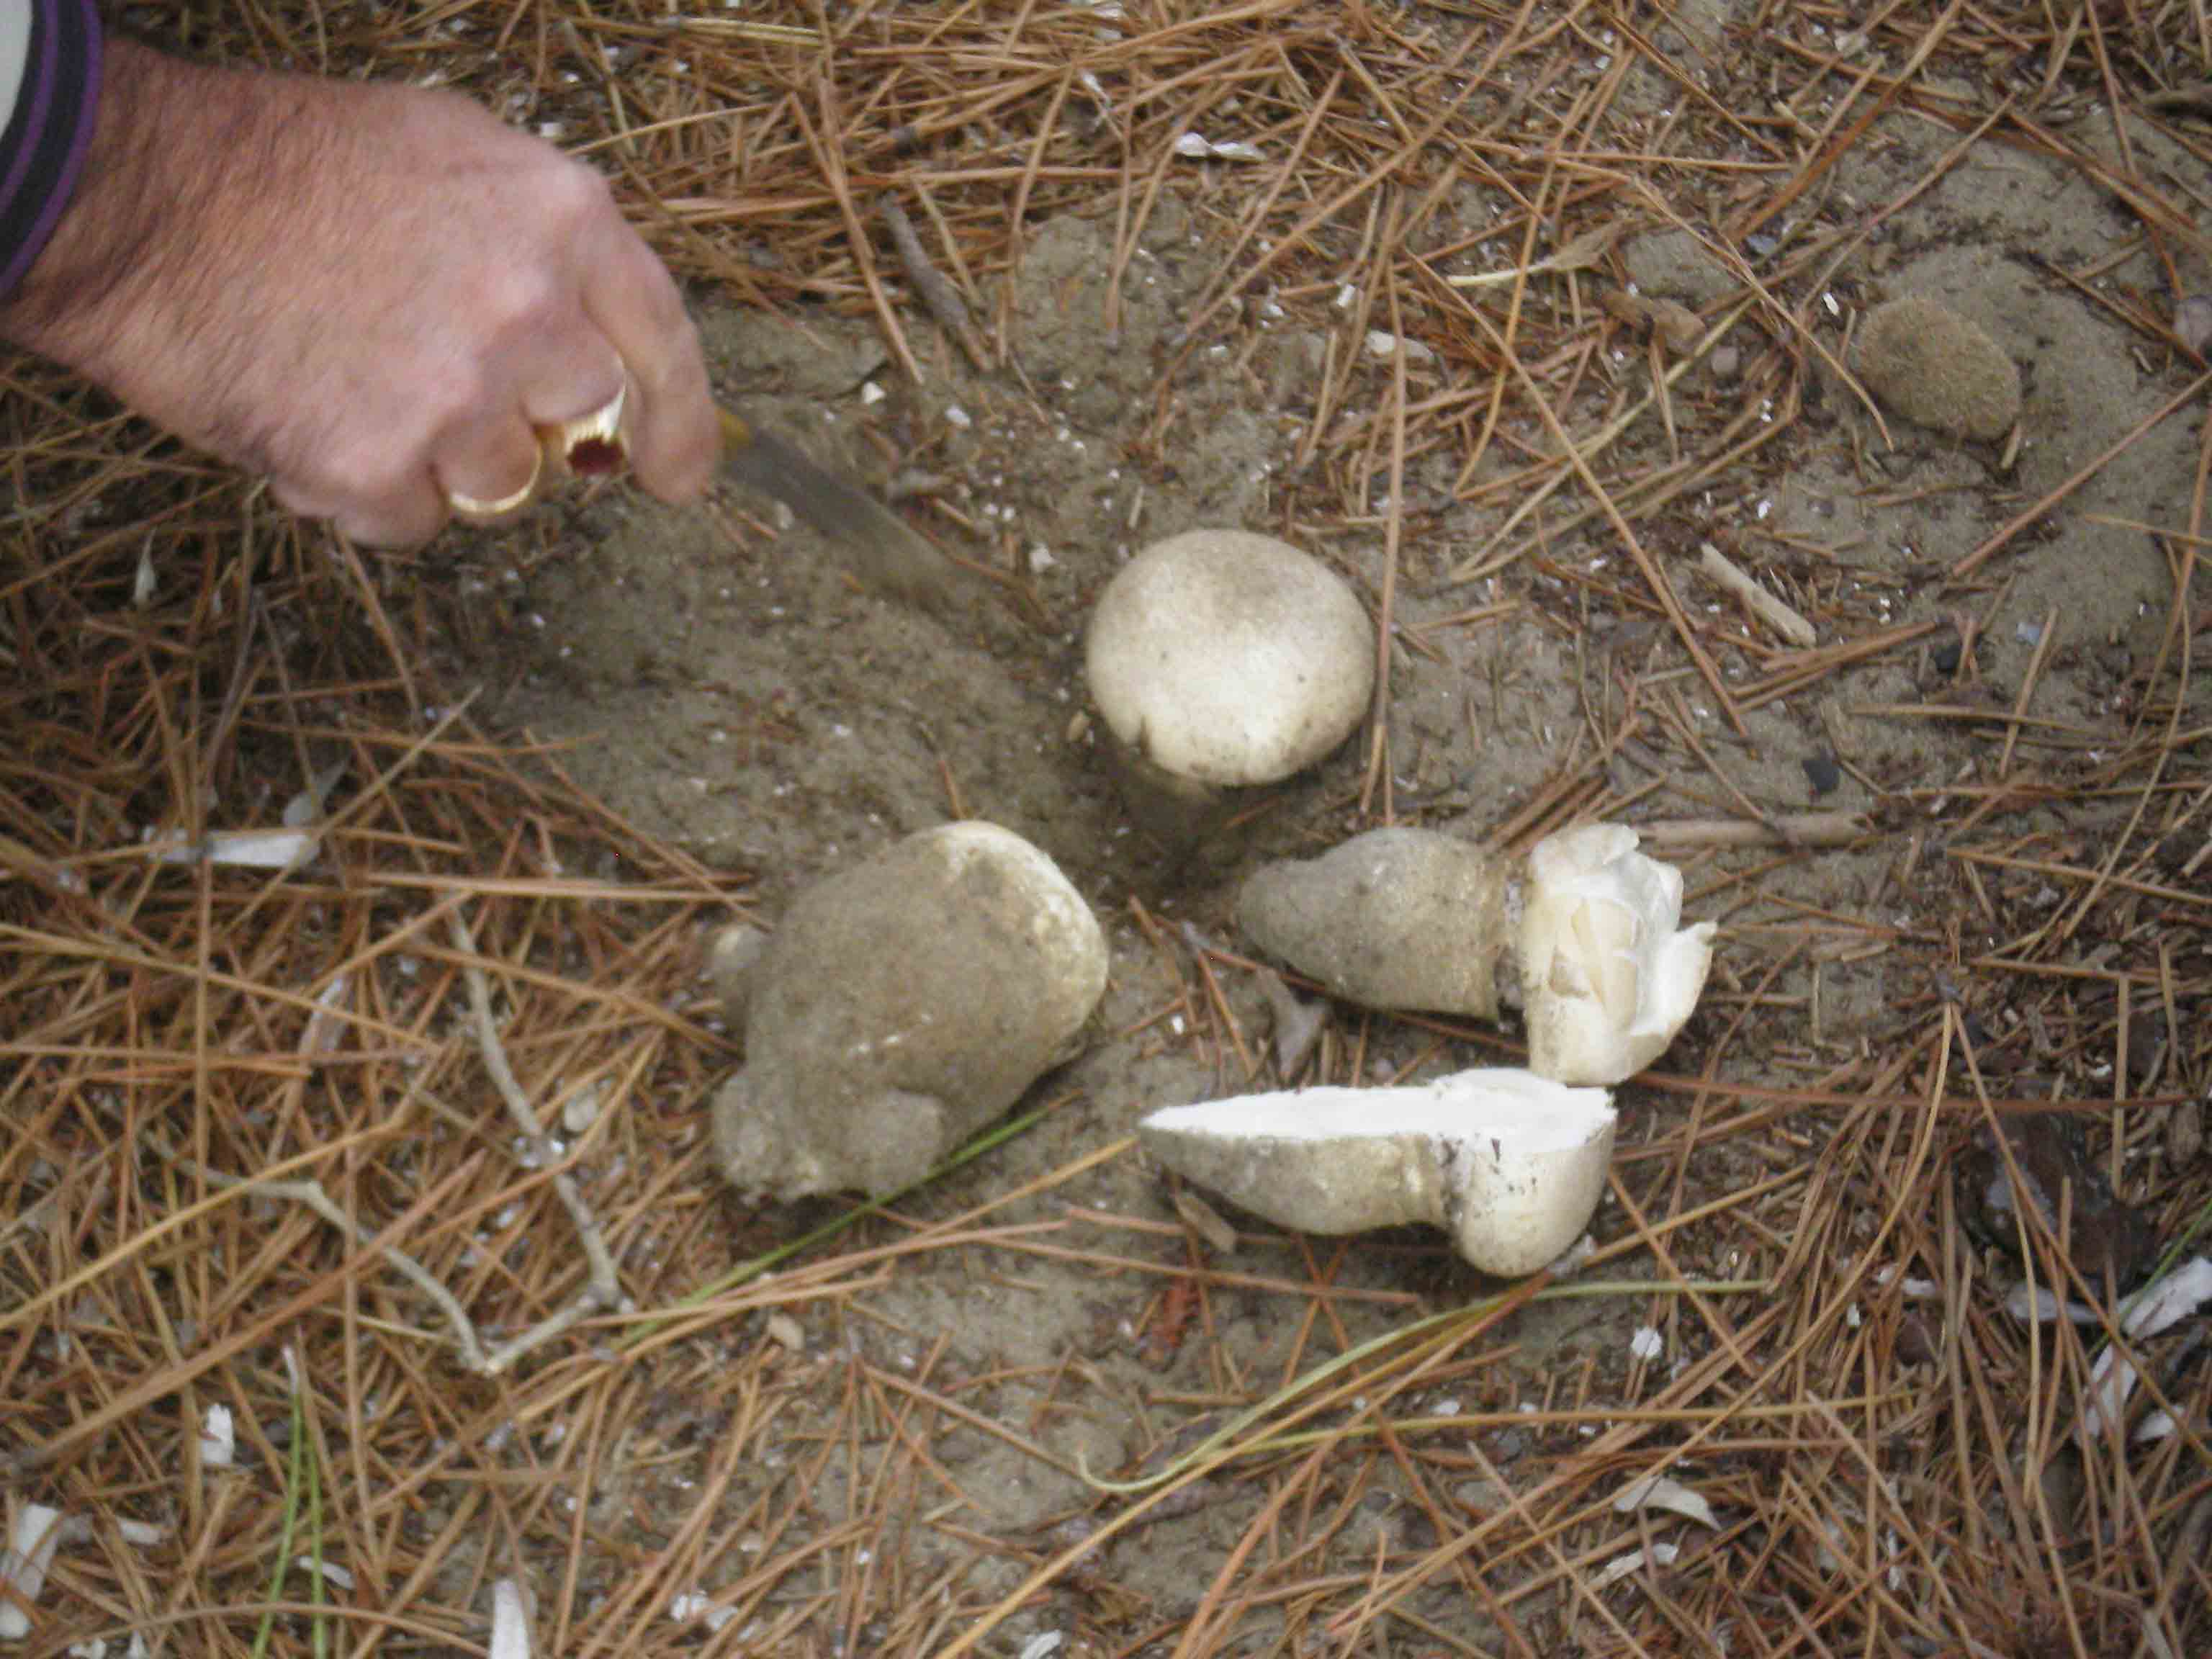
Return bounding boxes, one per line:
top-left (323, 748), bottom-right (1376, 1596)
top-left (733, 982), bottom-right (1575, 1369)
top-left (439, 40), bottom-right (2211, 1642)
top-left (9, 5), bottom-right (2211, 1655)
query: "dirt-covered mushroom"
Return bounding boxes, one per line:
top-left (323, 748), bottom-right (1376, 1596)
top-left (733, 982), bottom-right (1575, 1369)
top-left (1085, 529), bottom-right (1372, 817)
top-left (1236, 823), bottom-right (1715, 1085)
top-left (1139, 1069), bottom-right (1615, 1276)
top-left (711, 822), bottom-right (1108, 1202)
top-left (1237, 827), bottom-right (1509, 1020)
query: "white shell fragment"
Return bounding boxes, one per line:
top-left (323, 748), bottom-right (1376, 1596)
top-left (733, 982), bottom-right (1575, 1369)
top-left (1086, 529), bottom-right (1373, 790)
top-left (2079, 1256), bottom-right (2212, 1434)
top-left (1591, 1541), bottom-right (1680, 1591)
top-left (489, 1578), bottom-right (532, 1659)
top-left (1140, 1069), bottom-right (1615, 1276)
top-left (1363, 330), bottom-right (1437, 364)
top-left (1, 1506), bottom-right (69, 1642)
top-left (1172, 132), bottom-right (1264, 163)
top-left (0, 1506), bottom-right (168, 1642)
top-left (669, 1591), bottom-right (739, 1634)
top-left (148, 761), bottom-right (345, 873)
top-left (153, 827), bottom-right (320, 871)
top-left (713, 823), bottom-right (1108, 1202)
top-left (1516, 824), bottom-right (1716, 1085)
top-left (1612, 1474), bottom-right (1718, 1529)
top-left (199, 1403), bottom-right (235, 1467)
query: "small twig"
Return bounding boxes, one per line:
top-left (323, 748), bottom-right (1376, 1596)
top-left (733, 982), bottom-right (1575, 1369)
top-left (880, 192), bottom-right (986, 370)
top-left (145, 1134), bottom-right (492, 1373)
top-left (1699, 543), bottom-right (1817, 648)
top-left (1444, 221), bottom-right (1618, 289)
top-left (1636, 813), bottom-right (1869, 849)
top-left (449, 910), bottom-right (625, 1372)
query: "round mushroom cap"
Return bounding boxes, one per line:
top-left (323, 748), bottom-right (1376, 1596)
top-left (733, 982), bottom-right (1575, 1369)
top-left (1086, 529), bottom-right (1374, 788)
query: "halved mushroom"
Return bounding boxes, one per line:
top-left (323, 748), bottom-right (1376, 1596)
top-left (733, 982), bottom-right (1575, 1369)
top-left (1140, 1068), bottom-right (1616, 1276)
top-left (1236, 823), bottom-right (1716, 1085)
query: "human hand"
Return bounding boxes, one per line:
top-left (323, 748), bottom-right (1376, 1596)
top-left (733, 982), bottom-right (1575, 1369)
top-left (0, 40), bottom-right (719, 546)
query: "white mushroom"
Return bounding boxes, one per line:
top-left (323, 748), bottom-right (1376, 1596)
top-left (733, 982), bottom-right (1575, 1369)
top-left (1514, 824), bottom-right (1716, 1086)
top-left (1085, 529), bottom-right (1372, 806)
top-left (1139, 1069), bottom-right (1616, 1276)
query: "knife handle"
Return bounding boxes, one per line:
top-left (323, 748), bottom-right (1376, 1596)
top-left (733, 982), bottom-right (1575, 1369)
top-left (717, 403), bottom-right (756, 455)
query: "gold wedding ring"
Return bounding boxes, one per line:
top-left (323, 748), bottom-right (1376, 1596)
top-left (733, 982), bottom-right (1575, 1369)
top-left (445, 444), bottom-right (544, 520)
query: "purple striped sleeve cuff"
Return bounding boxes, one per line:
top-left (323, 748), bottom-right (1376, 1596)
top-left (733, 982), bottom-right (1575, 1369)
top-left (0, 0), bottom-right (101, 301)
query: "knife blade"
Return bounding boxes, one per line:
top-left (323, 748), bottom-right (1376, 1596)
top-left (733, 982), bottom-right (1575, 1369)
top-left (716, 405), bottom-right (969, 616)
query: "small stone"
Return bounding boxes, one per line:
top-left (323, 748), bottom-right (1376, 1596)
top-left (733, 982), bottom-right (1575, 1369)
top-left (1650, 299), bottom-right (1704, 354)
top-left (2169, 1095), bottom-right (2203, 1166)
top-left (1853, 297), bottom-right (2021, 442)
top-left (1802, 752), bottom-right (1842, 797)
top-left (1958, 1113), bottom-right (2153, 1290)
top-left (1622, 228), bottom-right (1738, 308)
top-left (560, 1082), bottom-right (605, 1137)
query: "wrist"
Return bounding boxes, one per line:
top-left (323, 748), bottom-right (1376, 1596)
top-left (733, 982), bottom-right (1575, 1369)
top-left (0, 40), bottom-right (253, 377)
top-left (0, 0), bottom-right (102, 303)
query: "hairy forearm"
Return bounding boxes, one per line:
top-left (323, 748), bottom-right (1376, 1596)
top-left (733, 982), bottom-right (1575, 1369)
top-left (3, 42), bottom-right (279, 389)
top-left (0, 40), bottom-right (372, 480)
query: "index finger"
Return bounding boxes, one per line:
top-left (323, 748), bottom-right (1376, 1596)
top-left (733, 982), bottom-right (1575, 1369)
top-left (580, 214), bottom-right (720, 504)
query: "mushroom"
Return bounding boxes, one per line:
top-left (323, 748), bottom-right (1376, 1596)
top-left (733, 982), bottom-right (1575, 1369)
top-left (1237, 827), bottom-right (1509, 1020)
top-left (1236, 822), bottom-right (1715, 1085)
top-left (711, 822), bottom-right (1108, 1202)
top-left (1516, 824), bottom-right (1715, 1085)
top-left (1139, 1069), bottom-right (1615, 1276)
top-left (1085, 529), bottom-right (1372, 828)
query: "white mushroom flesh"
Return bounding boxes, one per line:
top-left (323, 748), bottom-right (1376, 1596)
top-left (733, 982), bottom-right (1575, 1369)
top-left (1140, 1068), bottom-right (1616, 1276)
top-left (1518, 824), bottom-right (1716, 1085)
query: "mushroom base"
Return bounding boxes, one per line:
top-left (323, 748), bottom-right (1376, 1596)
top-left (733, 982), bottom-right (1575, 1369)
top-left (1096, 724), bottom-right (1249, 858)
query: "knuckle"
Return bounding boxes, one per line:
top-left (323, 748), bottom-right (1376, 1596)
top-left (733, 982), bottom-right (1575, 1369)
top-left (479, 261), bottom-right (568, 337)
top-left (542, 157), bottom-right (616, 226)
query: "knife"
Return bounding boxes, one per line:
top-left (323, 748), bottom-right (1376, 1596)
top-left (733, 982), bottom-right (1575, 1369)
top-left (543, 397), bottom-right (971, 616)
top-left (716, 405), bottom-right (971, 616)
